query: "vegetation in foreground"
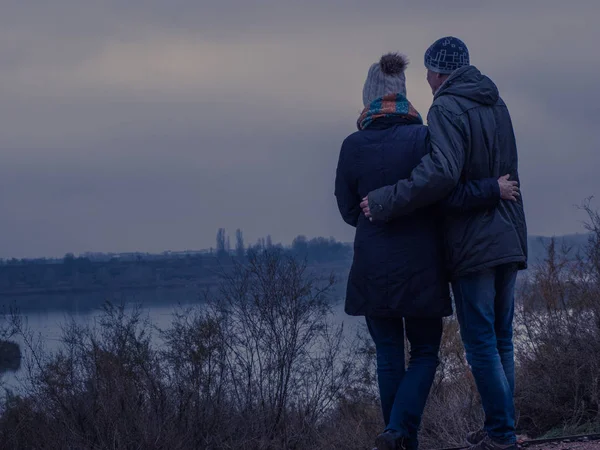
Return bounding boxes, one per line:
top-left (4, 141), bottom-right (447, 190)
top-left (0, 204), bottom-right (598, 449)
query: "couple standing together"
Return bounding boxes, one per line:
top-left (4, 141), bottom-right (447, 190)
top-left (335, 37), bottom-right (528, 450)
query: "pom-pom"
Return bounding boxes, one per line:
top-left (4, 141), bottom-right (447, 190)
top-left (379, 53), bottom-right (409, 75)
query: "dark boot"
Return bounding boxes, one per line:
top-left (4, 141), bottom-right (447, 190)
top-left (466, 429), bottom-right (488, 446)
top-left (468, 435), bottom-right (517, 450)
top-left (375, 430), bottom-right (408, 450)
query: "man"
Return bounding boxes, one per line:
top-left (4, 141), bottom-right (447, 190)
top-left (360, 37), bottom-right (527, 450)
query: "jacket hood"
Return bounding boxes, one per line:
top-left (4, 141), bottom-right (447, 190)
top-left (435, 65), bottom-right (499, 106)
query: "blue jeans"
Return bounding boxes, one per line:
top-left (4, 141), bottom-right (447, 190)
top-left (366, 316), bottom-right (442, 450)
top-left (452, 263), bottom-right (518, 445)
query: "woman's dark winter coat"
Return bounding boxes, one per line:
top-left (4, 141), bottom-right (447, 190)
top-left (335, 116), bottom-right (500, 318)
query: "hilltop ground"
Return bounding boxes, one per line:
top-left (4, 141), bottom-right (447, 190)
top-left (525, 438), bottom-right (600, 450)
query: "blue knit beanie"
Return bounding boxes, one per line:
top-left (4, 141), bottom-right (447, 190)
top-left (424, 37), bottom-right (470, 74)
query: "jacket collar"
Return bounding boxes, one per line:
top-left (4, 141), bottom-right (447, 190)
top-left (366, 115), bottom-right (419, 130)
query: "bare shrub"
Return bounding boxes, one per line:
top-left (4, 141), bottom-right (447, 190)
top-left (515, 201), bottom-right (600, 437)
top-left (314, 323), bottom-right (382, 449)
top-left (422, 203), bottom-right (600, 443)
top-left (0, 250), bottom-right (375, 450)
top-left (0, 303), bottom-right (171, 449)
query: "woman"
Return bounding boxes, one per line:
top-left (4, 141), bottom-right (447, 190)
top-left (334, 53), bottom-right (511, 450)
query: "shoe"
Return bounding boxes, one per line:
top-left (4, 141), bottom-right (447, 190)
top-left (468, 435), bottom-right (518, 450)
top-left (375, 431), bottom-right (408, 450)
top-left (467, 429), bottom-right (488, 446)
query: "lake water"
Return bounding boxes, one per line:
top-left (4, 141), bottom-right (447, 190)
top-left (0, 287), bottom-right (358, 394)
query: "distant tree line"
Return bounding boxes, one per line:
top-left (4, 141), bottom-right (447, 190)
top-left (215, 228), bottom-right (352, 262)
top-left (0, 230), bottom-right (352, 295)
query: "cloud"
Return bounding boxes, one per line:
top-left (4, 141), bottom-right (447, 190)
top-left (0, 0), bottom-right (598, 257)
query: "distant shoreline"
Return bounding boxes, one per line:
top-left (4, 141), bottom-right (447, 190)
top-left (0, 281), bottom-right (219, 298)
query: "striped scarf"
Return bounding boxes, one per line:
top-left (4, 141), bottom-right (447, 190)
top-left (357, 94), bottom-right (423, 131)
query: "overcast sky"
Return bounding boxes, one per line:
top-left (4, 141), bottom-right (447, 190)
top-left (1, 0), bottom-right (598, 258)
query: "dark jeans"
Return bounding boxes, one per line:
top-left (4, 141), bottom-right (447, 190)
top-left (452, 263), bottom-right (518, 445)
top-left (366, 316), bottom-right (442, 450)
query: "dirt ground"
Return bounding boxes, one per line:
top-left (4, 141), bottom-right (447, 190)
top-left (525, 438), bottom-right (600, 450)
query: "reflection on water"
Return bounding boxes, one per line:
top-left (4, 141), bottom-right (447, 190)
top-left (0, 287), bottom-right (355, 394)
top-left (0, 288), bottom-right (209, 392)
top-left (0, 341), bottom-right (21, 374)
